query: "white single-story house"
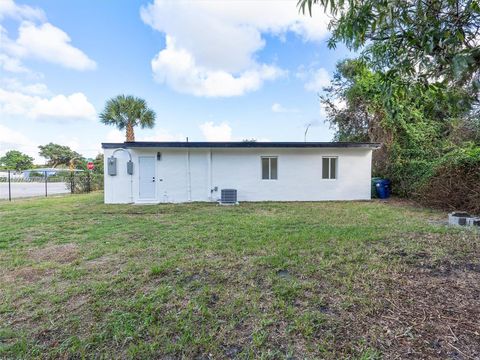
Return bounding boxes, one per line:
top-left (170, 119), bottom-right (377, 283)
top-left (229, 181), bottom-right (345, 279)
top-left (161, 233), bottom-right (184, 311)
top-left (102, 141), bottom-right (380, 204)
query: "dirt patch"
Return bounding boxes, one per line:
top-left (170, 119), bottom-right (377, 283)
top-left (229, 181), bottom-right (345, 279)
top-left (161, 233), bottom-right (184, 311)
top-left (84, 255), bottom-right (113, 269)
top-left (369, 263), bottom-right (480, 359)
top-left (28, 243), bottom-right (79, 264)
top-left (1, 266), bottom-right (54, 284)
top-left (34, 326), bottom-right (68, 349)
top-left (66, 293), bottom-right (90, 312)
top-left (83, 254), bottom-right (126, 277)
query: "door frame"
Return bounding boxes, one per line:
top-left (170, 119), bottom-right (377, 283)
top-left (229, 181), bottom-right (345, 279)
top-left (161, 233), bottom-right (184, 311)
top-left (138, 155), bottom-right (157, 201)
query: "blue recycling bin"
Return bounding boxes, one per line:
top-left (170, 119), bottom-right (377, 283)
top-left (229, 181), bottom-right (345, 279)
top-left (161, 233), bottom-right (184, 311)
top-left (374, 179), bottom-right (391, 199)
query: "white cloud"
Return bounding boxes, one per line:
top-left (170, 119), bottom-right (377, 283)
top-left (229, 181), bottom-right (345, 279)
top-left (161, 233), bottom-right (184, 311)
top-left (272, 103), bottom-right (286, 113)
top-left (55, 135), bottom-right (81, 154)
top-left (0, 123), bottom-right (32, 149)
top-left (0, 0), bottom-right (45, 21)
top-left (7, 22), bottom-right (97, 71)
top-left (105, 121), bottom-right (265, 143)
top-left (199, 121), bottom-right (233, 141)
top-left (272, 102), bottom-right (299, 113)
top-left (141, 0), bottom-right (330, 96)
top-left (141, 0), bottom-right (329, 72)
top-left (0, 2), bottom-right (96, 73)
top-left (0, 53), bottom-right (30, 73)
top-left (152, 36), bottom-right (284, 97)
top-left (303, 68), bottom-right (331, 92)
top-left (106, 128), bottom-right (185, 143)
top-left (0, 123), bottom-right (39, 162)
top-left (0, 88), bottom-right (97, 121)
top-left (141, 128), bottom-right (185, 142)
top-left (32, 93), bottom-right (96, 120)
top-left (1, 78), bottom-right (49, 95)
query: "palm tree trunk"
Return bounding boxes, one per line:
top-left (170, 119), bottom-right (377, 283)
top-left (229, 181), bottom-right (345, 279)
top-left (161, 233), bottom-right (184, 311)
top-left (126, 123), bottom-right (135, 142)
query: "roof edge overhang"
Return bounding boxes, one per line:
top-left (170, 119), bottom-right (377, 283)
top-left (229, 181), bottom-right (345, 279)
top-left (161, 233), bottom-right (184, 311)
top-left (101, 141), bottom-right (381, 150)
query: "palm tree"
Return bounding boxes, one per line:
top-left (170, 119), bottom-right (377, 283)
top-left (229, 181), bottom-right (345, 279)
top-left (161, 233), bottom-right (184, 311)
top-left (99, 95), bottom-right (156, 142)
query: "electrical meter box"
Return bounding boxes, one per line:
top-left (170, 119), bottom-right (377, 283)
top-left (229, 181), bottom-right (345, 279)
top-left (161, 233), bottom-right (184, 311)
top-left (127, 160), bottom-right (134, 175)
top-left (107, 156), bottom-right (117, 176)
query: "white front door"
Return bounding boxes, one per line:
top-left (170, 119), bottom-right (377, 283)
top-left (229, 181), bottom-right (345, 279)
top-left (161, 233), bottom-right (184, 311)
top-left (139, 156), bottom-right (156, 200)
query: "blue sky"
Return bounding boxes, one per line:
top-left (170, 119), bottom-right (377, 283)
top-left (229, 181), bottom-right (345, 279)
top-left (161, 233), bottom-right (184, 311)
top-left (0, 0), bottom-right (353, 163)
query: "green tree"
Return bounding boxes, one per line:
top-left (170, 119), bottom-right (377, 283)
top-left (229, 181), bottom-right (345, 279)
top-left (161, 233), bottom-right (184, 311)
top-left (93, 153), bottom-right (104, 174)
top-left (99, 95), bottom-right (156, 142)
top-left (298, 0), bottom-right (480, 210)
top-left (0, 150), bottom-right (34, 170)
top-left (38, 143), bottom-right (83, 168)
top-left (321, 59), bottom-right (473, 142)
top-left (298, 0), bottom-right (480, 90)
top-left (322, 59), bottom-right (479, 196)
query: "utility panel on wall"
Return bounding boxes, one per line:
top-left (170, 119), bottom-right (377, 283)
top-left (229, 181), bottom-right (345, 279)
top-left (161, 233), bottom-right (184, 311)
top-left (108, 157), bottom-right (117, 176)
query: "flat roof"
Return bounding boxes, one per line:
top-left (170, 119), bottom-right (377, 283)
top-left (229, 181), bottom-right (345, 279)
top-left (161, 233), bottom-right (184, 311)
top-left (102, 141), bottom-right (381, 149)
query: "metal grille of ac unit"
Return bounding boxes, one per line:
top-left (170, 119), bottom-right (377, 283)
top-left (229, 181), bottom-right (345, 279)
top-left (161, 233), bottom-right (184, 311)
top-left (220, 189), bottom-right (238, 204)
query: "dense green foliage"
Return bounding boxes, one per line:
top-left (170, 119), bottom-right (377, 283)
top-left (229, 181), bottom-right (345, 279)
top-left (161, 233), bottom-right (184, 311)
top-left (321, 59), bottom-right (479, 208)
top-left (38, 143), bottom-right (84, 168)
top-left (73, 153), bottom-right (104, 175)
top-left (0, 150), bottom-right (34, 170)
top-left (92, 153), bottom-right (104, 174)
top-left (100, 95), bottom-right (156, 142)
top-left (299, 0), bottom-right (480, 92)
top-left (300, 0), bottom-right (480, 211)
top-left (66, 172), bottom-right (104, 193)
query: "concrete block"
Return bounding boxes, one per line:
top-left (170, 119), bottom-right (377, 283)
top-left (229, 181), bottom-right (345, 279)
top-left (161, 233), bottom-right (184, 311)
top-left (448, 212), bottom-right (471, 226)
top-left (466, 217), bottom-right (480, 227)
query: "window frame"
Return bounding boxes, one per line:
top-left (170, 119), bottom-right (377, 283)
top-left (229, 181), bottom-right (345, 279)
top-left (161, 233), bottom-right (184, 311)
top-left (322, 156), bottom-right (338, 180)
top-left (261, 156), bottom-right (278, 180)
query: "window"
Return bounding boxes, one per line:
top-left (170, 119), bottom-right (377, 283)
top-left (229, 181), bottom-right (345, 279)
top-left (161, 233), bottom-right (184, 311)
top-left (322, 157), bottom-right (337, 179)
top-left (262, 157), bottom-right (278, 180)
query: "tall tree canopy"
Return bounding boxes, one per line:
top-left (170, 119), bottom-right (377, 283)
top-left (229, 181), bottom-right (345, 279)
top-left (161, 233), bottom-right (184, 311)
top-left (99, 95), bottom-right (156, 142)
top-left (0, 150), bottom-right (34, 171)
top-left (321, 58), bottom-right (480, 211)
top-left (298, 0), bottom-right (479, 211)
top-left (38, 143), bottom-right (83, 168)
top-left (299, 0), bottom-right (480, 92)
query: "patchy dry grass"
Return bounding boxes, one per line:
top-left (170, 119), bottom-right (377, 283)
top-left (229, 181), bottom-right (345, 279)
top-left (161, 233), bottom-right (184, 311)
top-left (0, 193), bottom-right (479, 359)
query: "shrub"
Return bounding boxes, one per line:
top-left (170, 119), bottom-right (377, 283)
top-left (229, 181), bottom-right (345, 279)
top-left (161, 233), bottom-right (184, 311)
top-left (65, 173), bottom-right (103, 194)
top-left (416, 144), bottom-right (480, 214)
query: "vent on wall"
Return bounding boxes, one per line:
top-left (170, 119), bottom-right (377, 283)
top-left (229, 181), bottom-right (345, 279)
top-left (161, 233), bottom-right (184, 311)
top-left (220, 189), bottom-right (238, 205)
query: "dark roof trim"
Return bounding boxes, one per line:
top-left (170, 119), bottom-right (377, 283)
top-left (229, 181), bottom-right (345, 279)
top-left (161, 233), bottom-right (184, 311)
top-left (102, 141), bottom-right (381, 149)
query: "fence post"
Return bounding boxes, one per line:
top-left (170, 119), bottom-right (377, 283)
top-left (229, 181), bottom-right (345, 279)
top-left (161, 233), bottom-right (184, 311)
top-left (87, 171), bottom-right (91, 193)
top-left (70, 171), bottom-right (75, 194)
top-left (44, 171), bottom-right (48, 197)
top-left (8, 170), bottom-right (11, 202)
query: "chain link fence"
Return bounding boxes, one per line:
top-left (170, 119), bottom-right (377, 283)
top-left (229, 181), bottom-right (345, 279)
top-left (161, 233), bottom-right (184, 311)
top-left (0, 170), bottom-right (103, 201)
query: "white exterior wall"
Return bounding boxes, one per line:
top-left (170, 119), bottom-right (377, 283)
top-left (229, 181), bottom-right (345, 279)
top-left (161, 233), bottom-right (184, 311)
top-left (104, 148), bottom-right (133, 204)
top-left (104, 147), bottom-right (373, 204)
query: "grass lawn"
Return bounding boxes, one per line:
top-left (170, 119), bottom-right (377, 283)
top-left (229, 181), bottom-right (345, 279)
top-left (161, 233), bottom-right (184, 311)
top-left (1, 193), bottom-right (479, 359)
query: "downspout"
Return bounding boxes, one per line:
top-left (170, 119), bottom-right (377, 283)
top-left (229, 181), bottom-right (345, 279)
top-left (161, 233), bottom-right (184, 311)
top-left (112, 148), bottom-right (133, 203)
